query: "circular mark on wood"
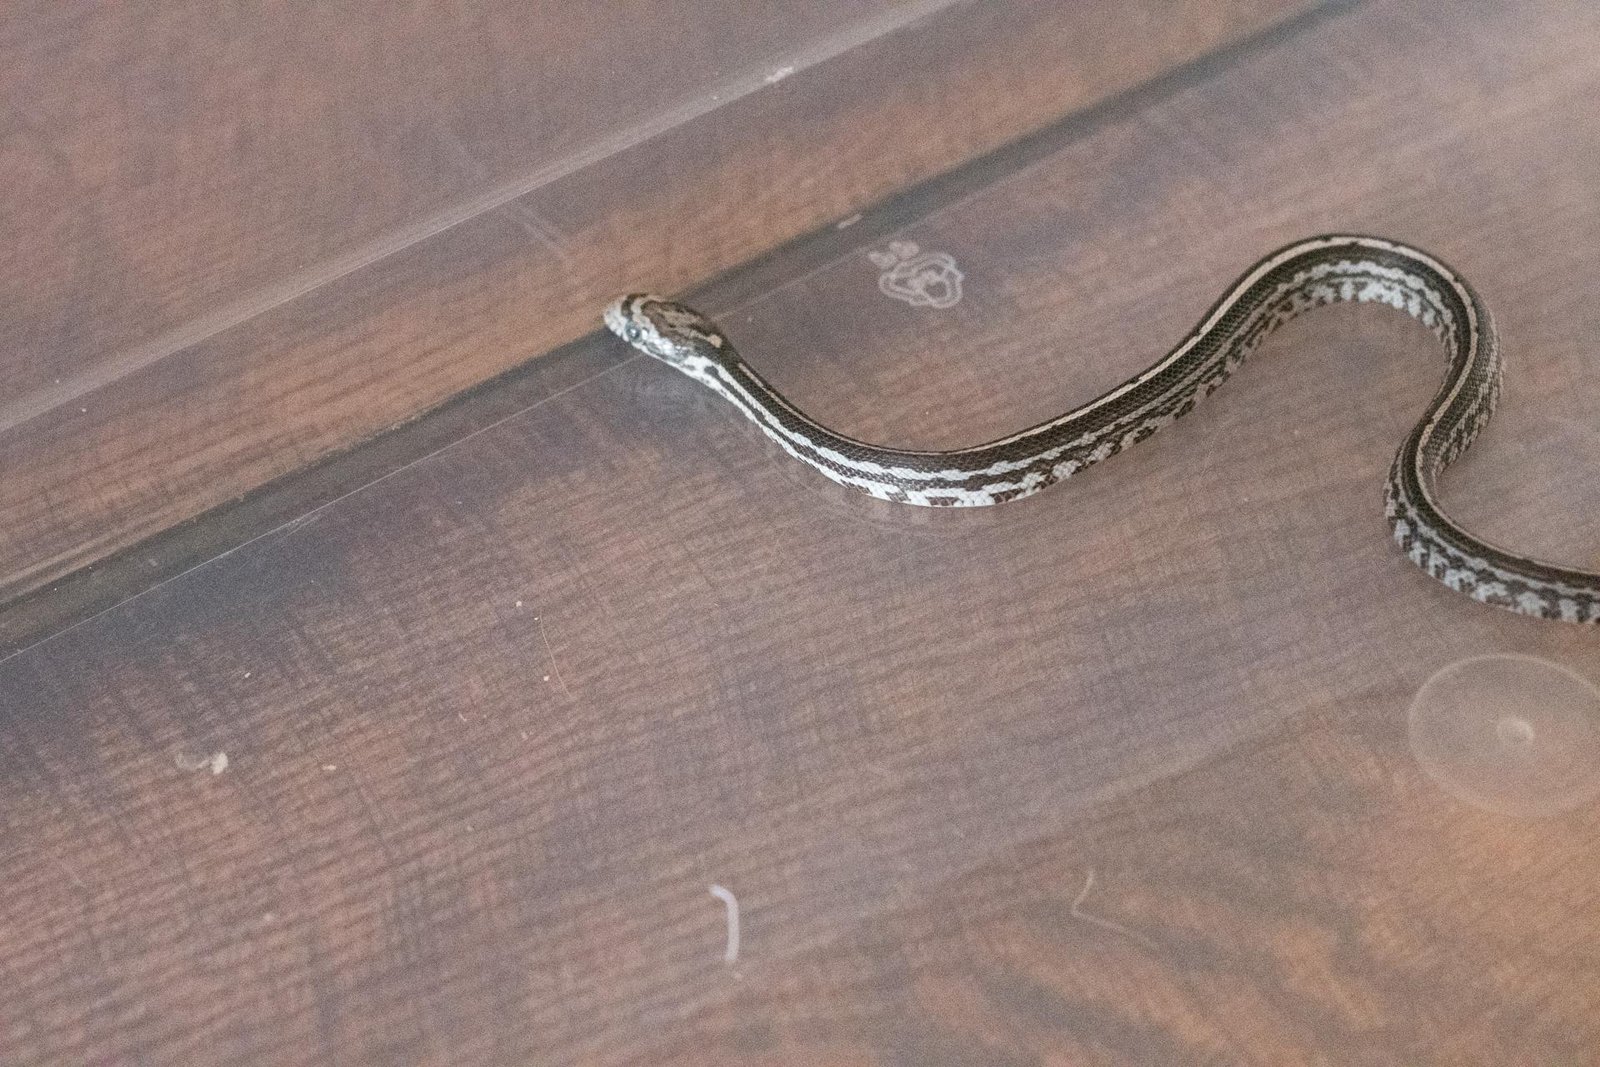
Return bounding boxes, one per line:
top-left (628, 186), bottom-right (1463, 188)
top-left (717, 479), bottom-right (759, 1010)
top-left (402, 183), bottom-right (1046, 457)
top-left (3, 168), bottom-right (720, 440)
top-left (1408, 654), bottom-right (1600, 817)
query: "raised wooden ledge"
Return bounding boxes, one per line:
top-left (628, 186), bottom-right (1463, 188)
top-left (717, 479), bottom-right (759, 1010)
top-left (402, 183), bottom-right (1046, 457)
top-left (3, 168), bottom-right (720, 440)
top-left (0, 0), bottom-right (1323, 608)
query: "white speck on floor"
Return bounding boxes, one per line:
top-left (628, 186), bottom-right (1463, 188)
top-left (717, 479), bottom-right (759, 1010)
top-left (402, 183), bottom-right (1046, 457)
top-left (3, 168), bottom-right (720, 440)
top-left (709, 884), bottom-right (740, 964)
top-left (177, 751), bottom-right (229, 775)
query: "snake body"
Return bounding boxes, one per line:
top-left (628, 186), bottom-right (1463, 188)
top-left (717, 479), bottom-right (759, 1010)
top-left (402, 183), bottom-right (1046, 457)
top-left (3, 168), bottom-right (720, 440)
top-left (605, 234), bottom-right (1599, 624)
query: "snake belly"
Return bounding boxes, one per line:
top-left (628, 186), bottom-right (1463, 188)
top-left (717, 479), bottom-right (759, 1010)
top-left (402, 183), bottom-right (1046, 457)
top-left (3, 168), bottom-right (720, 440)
top-left (604, 234), bottom-right (1600, 624)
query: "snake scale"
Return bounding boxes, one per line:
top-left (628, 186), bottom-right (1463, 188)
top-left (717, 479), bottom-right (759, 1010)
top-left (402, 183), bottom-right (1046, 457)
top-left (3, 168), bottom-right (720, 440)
top-left (606, 234), bottom-right (1599, 624)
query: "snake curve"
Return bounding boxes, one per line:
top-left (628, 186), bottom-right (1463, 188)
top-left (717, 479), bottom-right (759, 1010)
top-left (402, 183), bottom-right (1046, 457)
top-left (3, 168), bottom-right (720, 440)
top-left (605, 234), bottom-right (1599, 624)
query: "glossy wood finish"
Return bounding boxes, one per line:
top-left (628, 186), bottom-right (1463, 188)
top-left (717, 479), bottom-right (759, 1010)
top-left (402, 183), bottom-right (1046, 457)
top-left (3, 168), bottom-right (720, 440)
top-left (0, 0), bottom-right (1313, 606)
top-left (4, 1), bottom-right (1600, 1063)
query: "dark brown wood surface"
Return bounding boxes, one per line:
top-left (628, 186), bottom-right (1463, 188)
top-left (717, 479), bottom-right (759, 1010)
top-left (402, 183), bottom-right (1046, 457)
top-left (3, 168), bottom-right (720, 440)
top-left (0, 0), bottom-right (1314, 607)
top-left (4, 1), bottom-right (1600, 1064)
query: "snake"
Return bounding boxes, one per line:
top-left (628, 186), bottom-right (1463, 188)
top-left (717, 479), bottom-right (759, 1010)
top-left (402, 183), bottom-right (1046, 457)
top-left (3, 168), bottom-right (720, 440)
top-left (605, 234), bottom-right (1599, 624)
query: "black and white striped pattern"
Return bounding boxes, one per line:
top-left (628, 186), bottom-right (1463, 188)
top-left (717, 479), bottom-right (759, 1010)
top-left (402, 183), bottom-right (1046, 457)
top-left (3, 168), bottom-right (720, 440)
top-left (605, 235), bottom-right (1599, 623)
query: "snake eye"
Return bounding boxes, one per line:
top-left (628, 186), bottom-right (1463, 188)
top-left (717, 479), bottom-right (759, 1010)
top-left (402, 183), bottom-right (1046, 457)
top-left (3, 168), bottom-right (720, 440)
top-left (626, 324), bottom-right (642, 342)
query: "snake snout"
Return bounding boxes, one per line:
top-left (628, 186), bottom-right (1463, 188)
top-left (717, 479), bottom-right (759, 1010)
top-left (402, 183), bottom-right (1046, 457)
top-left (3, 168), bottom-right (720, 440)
top-left (604, 293), bottom-right (727, 366)
top-left (603, 293), bottom-right (663, 344)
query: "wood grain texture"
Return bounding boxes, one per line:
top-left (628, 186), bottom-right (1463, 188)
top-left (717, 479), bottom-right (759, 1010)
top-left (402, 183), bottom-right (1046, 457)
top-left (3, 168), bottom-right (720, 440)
top-left (652, 704), bottom-right (1600, 1065)
top-left (1, 0), bottom-right (911, 402)
top-left (3, 0), bottom-right (1600, 1063)
top-left (0, 0), bottom-right (1316, 605)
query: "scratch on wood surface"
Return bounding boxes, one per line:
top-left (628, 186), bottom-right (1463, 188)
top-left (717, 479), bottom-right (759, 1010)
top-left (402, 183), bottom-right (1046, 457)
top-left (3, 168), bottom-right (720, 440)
top-left (504, 202), bottom-right (577, 267)
top-left (45, 852), bottom-right (88, 892)
top-left (709, 884), bottom-right (741, 964)
top-left (1071, 868), bottom-right (1155, 949)
top-left (434, 123), bottom-right (575, 266)
top-left (275, 511), bottom-right (325, 538)
top-left (536, 617), bottom-right (575, 700)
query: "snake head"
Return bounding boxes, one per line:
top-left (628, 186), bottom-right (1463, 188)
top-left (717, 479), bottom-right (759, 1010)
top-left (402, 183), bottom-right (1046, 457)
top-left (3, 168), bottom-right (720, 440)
top-left (604, 293), bottom-right (728, 369)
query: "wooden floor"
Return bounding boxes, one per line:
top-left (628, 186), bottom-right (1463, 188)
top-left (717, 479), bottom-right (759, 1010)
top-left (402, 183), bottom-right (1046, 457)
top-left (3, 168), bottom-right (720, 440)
top-left (4, 1), bottom-right (1600, 1063)
top-left (0, 0), bottom-right (1307, 609)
